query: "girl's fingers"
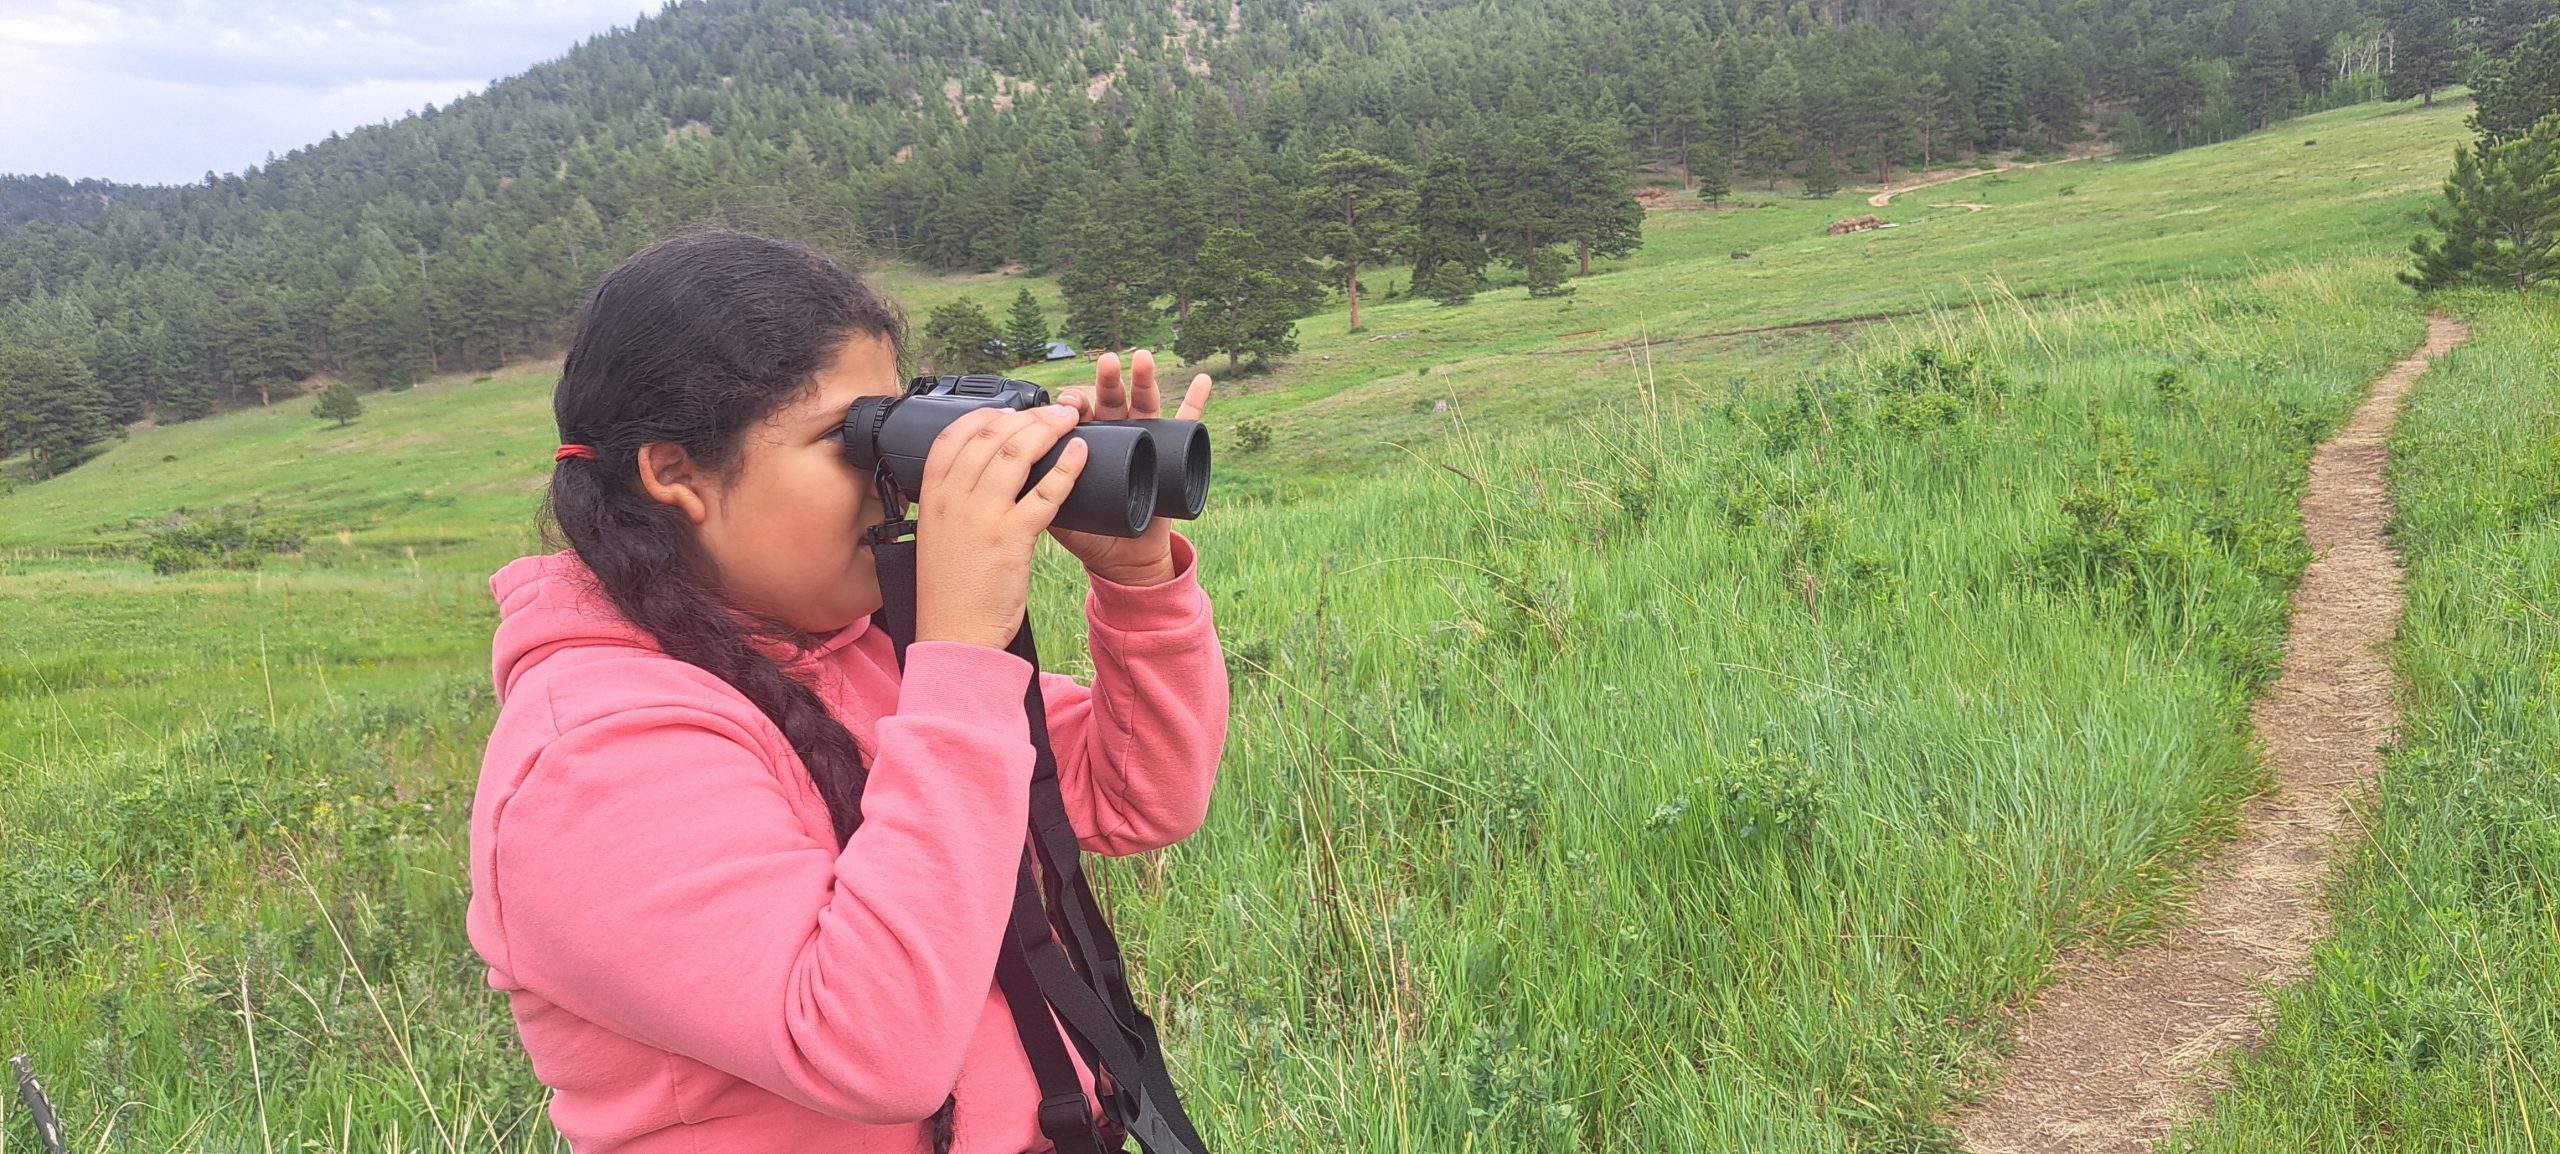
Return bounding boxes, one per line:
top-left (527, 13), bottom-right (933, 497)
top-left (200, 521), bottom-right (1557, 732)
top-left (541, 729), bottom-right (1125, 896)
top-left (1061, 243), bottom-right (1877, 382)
top-left (1057, 387), bottom-right (1093, 420)
top-left (1094, 351), bottom-right (1126, 420)
top-left (973, 405), bottom-right (1079, 497)
top-left (1014, 436), bottom-right (1089, 528)
top-left (944, 406), bottom-right (1029, 492)
top-left (1176, 373), bottom-right (1213, 421)
top-left (1128, 349), bottom-right (1161, 419)
top-left (923, 406), bottom-right (1001, 491)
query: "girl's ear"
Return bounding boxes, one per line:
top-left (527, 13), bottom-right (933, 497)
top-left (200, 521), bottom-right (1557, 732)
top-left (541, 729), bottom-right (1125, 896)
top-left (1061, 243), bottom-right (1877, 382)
top-left (636, 442), bottom-right (714, 525)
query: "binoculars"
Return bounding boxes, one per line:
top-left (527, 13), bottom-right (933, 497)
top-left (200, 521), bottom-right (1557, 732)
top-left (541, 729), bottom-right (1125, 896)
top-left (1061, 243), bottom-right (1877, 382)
top-left (842, 374), bottom-right (1211, 538)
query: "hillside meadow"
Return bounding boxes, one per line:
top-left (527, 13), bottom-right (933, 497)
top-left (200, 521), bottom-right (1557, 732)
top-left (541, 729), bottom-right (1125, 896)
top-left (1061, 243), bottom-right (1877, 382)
top-left (2, 98), bottom-right (2537, 1150)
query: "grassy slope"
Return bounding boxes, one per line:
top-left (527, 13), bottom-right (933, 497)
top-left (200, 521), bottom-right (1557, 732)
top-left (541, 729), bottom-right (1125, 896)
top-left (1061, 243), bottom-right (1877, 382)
top-left (0, 98), bottom-right (2496, 1150)
top-left (2169, 295), bottom-right (2559, 1152)
top-left (0, 99), bottom-right (2465, 762)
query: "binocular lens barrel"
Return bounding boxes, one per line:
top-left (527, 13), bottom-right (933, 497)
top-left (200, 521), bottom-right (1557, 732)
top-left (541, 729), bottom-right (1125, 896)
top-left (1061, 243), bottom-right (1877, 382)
top-left (846, 394), bottom-right (1167, 538)
top-left (1045, 425), bottom-right (1157, 538)
top-left (1116, 418), bottom-right (1211, 521)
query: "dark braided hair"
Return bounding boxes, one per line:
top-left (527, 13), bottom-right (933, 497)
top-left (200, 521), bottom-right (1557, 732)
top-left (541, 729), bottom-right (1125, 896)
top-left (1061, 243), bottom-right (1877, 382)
top-left (543, 229), bottom-right (962, 1149)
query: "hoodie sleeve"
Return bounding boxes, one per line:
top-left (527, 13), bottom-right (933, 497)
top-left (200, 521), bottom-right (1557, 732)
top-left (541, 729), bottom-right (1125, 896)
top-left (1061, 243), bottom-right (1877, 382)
top-left (1037, 532), bottom-right (1230, 857)
top-left (487, 641), bottom-right (1036, 1123)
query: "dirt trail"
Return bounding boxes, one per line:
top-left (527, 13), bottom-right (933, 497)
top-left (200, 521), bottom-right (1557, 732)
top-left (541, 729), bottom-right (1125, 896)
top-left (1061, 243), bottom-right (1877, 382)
top-left (1866, 151), bottom-right (2100, 208)
top-left (1951, 315), bottom-right (2473, 1153)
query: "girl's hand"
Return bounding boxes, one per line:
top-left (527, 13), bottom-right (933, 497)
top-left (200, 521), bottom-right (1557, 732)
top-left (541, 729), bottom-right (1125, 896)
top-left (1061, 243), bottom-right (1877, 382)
top-left (912, 404), bottom-right (1091, 650)
top-left (1053, 349), bottom-right (1212, 586)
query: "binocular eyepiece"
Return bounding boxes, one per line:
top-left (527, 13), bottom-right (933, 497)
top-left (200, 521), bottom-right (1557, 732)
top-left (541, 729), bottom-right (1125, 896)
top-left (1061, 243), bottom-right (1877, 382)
top-left (842, 374), bottom-right (1211, 538)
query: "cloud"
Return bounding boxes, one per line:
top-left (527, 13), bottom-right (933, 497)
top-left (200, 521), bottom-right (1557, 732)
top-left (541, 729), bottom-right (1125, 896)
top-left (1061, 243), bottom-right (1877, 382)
top-left (0, 0), bottom-right (650, 184)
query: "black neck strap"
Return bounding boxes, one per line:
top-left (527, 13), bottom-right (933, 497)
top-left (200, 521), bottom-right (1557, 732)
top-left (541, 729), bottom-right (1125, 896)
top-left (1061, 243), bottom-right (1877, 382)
top-left (868, 529), bottom-right (1211, 1154)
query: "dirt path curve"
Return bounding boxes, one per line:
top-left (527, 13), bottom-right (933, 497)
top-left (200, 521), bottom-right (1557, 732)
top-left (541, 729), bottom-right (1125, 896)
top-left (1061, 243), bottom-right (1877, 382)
top-left (1866, 152), bottom-right (2100, 208)
top-left (1951, 314), bottom-right (2473, 1154)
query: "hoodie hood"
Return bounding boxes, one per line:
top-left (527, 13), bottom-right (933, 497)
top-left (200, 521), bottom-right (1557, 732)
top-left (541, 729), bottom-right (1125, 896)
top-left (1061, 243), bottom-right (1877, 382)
top-left (487, 552), bottom-right (870, 704)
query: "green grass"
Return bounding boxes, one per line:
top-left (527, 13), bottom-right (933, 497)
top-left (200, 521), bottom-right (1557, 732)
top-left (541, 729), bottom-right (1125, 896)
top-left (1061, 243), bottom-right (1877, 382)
top-left (0, 98), bottom-right (2513, 1150)
top-left (2166, 293), bottom-right (2560, 1153)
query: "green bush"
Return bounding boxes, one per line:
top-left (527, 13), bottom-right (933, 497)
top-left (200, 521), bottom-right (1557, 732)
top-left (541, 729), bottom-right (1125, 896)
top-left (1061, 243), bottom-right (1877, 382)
top-left (137, 510), bottom-right (305, 574)
top-left (1233, 418), bottom-right (1274, 453)
top-left (0, 845), bottom-right (101, 975)
top-left (1523, 248), bottom-right (1576, 298)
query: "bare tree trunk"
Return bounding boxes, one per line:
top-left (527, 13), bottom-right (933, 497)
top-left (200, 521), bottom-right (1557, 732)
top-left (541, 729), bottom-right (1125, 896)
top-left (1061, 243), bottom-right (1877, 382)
top-left (1346, 264), bottom-right (1361, 330)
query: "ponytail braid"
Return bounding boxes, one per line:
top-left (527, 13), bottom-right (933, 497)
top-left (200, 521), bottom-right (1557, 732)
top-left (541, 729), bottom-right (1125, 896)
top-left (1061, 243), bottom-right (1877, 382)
top-left (542, 230), bottom-right (962, 1151)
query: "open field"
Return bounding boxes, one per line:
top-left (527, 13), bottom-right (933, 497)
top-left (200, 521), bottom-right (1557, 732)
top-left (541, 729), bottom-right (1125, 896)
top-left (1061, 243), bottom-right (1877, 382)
top-left (1, 98), bottom-right (2533, 1150)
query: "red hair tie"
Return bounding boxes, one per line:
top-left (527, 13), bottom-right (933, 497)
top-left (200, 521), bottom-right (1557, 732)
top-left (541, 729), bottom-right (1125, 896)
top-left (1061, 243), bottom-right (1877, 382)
top-left (554, 444), bottom-right (597, 461)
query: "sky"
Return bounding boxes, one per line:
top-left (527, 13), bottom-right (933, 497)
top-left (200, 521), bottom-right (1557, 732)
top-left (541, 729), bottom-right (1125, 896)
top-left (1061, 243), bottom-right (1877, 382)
top-left (0, 1), bottom-right (656, 186)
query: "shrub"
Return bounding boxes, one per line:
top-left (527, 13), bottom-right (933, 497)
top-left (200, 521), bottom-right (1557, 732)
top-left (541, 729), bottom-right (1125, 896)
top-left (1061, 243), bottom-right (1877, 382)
top-left (1868, 343), bottom-right (2010, 436)
top-left (2151, 366), bottom-right (2192, 405)
top-left (1233, 418), bottom-right (1274, 453)
top-left (139, 510), bottom-right (304, 574)
top-left (311, 381), bottom-right (364, 427)
top-left (0, 845), bottom-right (101, 974)
top-left (1421, 262), bottom-right (1481, 306)
top-left (1523, 248), bottom-right (1576, 298)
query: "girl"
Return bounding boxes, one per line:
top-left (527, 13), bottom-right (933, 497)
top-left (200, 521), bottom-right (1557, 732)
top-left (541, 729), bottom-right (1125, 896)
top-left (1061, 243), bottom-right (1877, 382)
top-left (466, 230), bottom-right (1228, 1153)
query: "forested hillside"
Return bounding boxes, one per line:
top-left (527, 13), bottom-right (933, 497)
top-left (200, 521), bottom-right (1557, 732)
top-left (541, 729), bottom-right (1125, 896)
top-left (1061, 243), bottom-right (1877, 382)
top-left (0, 0), bottom-right (2541, 480)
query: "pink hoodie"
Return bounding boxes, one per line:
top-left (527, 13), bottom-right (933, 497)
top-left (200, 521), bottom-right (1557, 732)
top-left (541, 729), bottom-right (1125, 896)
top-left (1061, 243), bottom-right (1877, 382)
top-left (466, 534), bottom-right (1227, 1153)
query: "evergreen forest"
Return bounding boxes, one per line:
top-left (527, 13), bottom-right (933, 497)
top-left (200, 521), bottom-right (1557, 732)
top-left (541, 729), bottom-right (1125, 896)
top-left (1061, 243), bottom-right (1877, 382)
top-left (0, 0), bottom-right (2549, 480)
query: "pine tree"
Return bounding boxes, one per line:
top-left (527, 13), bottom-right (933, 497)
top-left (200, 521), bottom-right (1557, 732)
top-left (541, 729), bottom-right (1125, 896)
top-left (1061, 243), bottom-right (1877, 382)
top-left (153, 317), bottom-right (215, 421)
top-left (2387, 0), bottom-right (2460, 106)
top-left (1131, 119), bottom-right (1215, 320)
top-left (331, 282), bottom-right (429, 389)
top-left (1662, 75), bottom-right (1722, 189)
top-left (1696, 145), bottom-right (1734, 209)
top-left (921, 299), bottom-right (1008, 375)
top-left (0, 340), bottom-right (117, 480)
top-left (87, 324), bottom-right (155, 421)
top-left (2481, 0), bottom-right (2557, 56)
top-left (1800, 70), bottom-right (1854, 185)
top-left (1002, 289), bottom-right (1051, 364)
top-left (1524, 247), bottom-right (1576, 298)
top-left (2403, 115), bottom-right (2560, 292)
top-left (2472, 17), bottom-right (2560, 144)
top-left (1975, 39), bottom-right (2026, 149)
top-left (312, 381), bottom-right (365, 428)
top-left (1743, 57), bottom-right (1804, 187)
top-left (1916, 70), bottom-right (1961, 170)
top-left (2241, 26), bottom-right (2301, 130)
top-left (1054, 181), bottom-right (1160, 351)
top-left (2137, 45), bottom-right (2207, 150)
top-left (1409, 154), bottom-right (1490, 287)
top-left (1299, 148), bottom-right (1417, 331)
top-left (562, 195), bottom-right (610, 282)
top-left (1852, 64), bottom-right (1918, 183)
top-left (1482, 126), bottom-right (1566, 267)
top-left (1171, 227), bottom-right (1321, 371)
top-left (1802, 156), bottom-right (1841, 198)
top-left (1421, 262), bottom-right (1480, 306)
top-left (1553, 118), bottom-right (1645, 276)
top-left (2023, 55), bottom-right (2086, 148)
top-left (223, 291), bottom-right (307, 406)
